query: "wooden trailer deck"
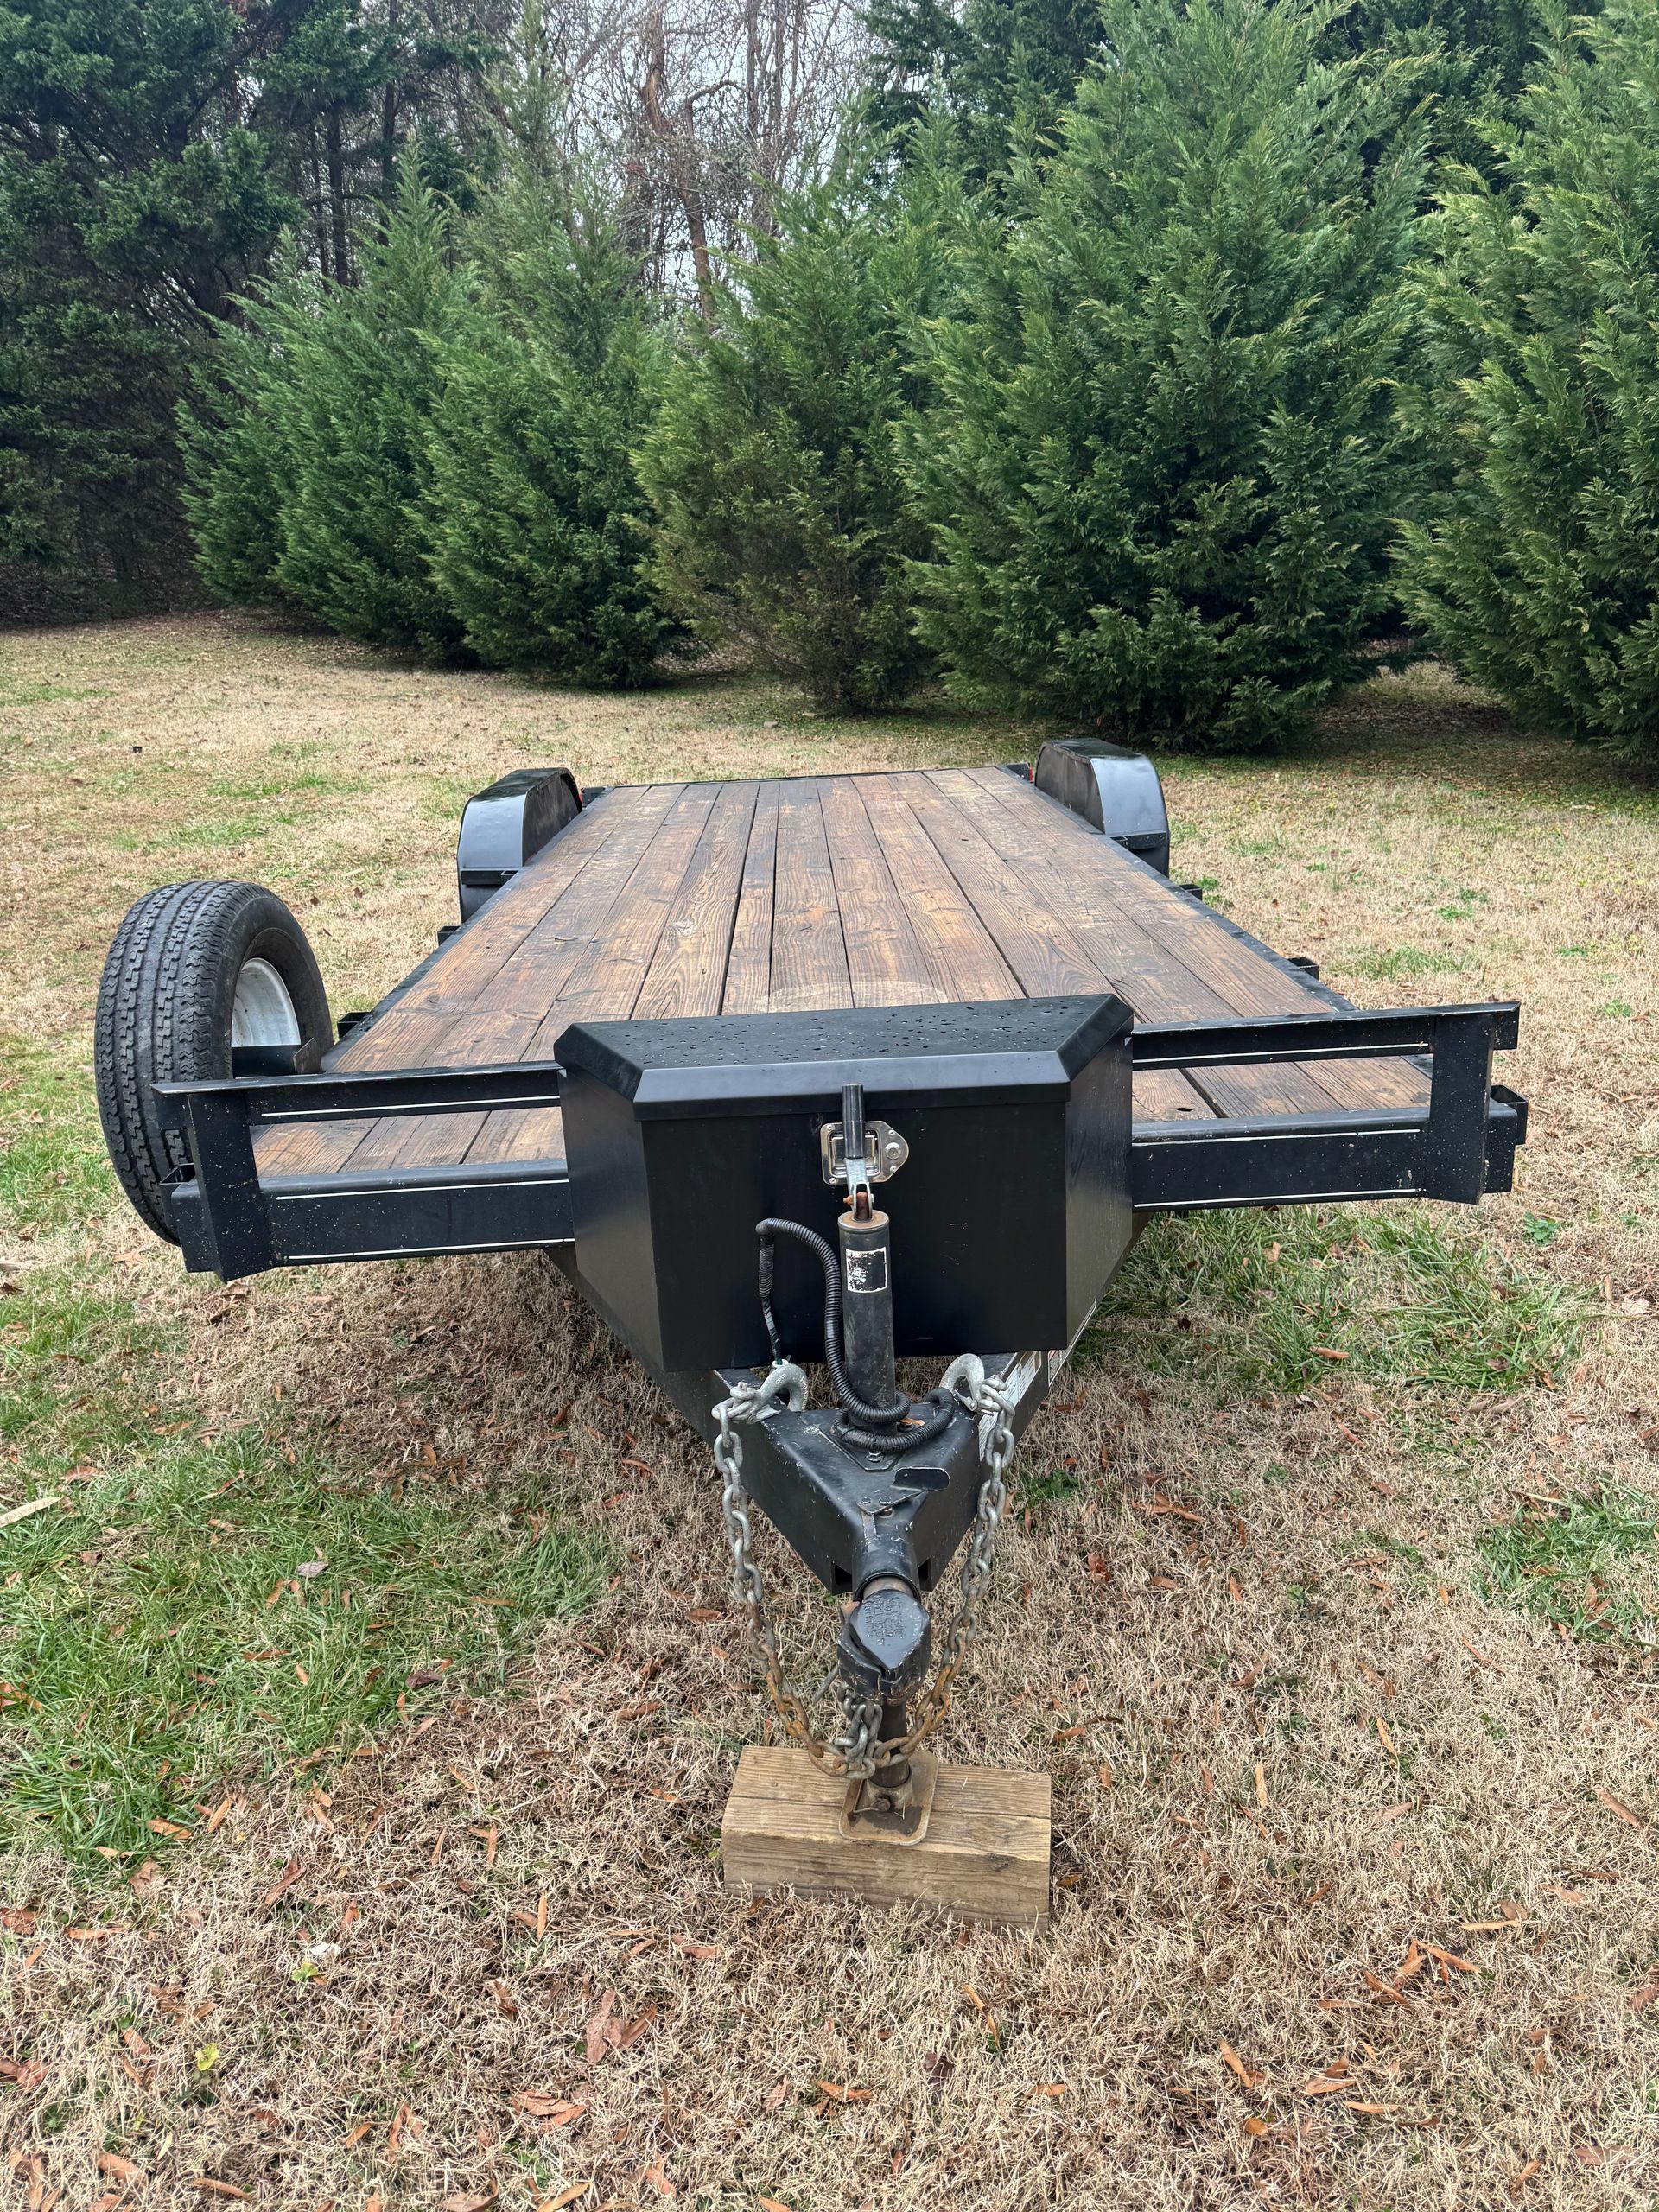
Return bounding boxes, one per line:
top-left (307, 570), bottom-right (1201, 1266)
top-left (255, 766), bottom-right (1428, 1183)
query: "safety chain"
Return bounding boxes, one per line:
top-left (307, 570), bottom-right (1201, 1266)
top-left (711, 1353), bottom-right (1018, 1781)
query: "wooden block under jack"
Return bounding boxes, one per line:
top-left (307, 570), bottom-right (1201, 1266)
top-left (721, 1746), bottom-right (1051, 1923)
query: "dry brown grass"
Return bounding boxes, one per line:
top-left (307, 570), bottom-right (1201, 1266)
top-left (3, 615), bottom-right (1657, 2210)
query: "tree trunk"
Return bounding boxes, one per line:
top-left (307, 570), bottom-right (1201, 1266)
top-left (381, 0), bottom-right (399, 198)
top-left (640, 11), bottom-right (715, 325)
top-left (310, 121), bottom-right (330, 278)
top-left (327, 105), bottom-right (350, 283)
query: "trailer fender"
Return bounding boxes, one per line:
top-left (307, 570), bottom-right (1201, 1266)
top-left (1033, 735), bottom-right (1170, 874)
top-left (456, 767), bottom-right (582, 921)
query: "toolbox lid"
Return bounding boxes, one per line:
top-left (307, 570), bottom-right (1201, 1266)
top-left (556, 995), bottom-right (1133, 1119)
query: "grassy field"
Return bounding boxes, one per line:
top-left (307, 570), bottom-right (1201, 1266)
top-left (1, 609), bottom-right (1656, 2210)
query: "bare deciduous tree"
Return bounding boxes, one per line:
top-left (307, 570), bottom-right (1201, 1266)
top-left (490, 0), bottom-right (869, 301)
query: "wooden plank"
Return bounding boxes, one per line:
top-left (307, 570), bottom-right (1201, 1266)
top-left (334, 1007), bottom-right (456, 1071)
top-left (894, 772), bottom-right (1116, 999)
top-left (457, 783), bottom-right (683, 1020)
top-left (818, 777), bottom-right (946, 1006)
top-left (927, 768), bottom-right (1244, 1024)
top-left (322, 1010), bottom-right (546, 1176)
top-left (855, 776), bottom-right (1024, 1002)
top-left (529, 782), bottom-right (721, 1041)
top-left (721, 1747), bottom-right (1050, 1923)
top-left (253, 1117), bottom-right (380, 1178)
top-left (944, 769), bottom-right (1371, 1117)
top-left (1309, 1055), bottom-right (1432, 1112)
top-left (462, 1105), bottom-right (566, 1166)
top-left (396, 785), bottom-right (650, 1012)
top-left (633, 779), bottom-right (757, 1021)
top-left (722, 779), bottom-right (779, 1016)
top-left (1133, 1069), bottom-right (1216, 1122)
top-left (768, 779), bottom-right (853, 1012)
top-left (957, 769), bottom-right (1430, 1127)
top-left (953, 767), bottom-right (1325, 1017)
top-left (340, 1108), bottom-right (486, 1173)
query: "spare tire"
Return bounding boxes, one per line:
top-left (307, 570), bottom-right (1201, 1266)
top-left (94, 880), bottom-right (332, 1242)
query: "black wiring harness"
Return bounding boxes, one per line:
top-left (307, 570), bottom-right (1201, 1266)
top-left (755, 1217), bottom-right (955, 1454)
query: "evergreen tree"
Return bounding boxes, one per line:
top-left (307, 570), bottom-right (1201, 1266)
top-left (639, 165), bottom-right (940, 713)
top-left (906, 0), bottom-right (1425, 751)
top-left (863, 0), bottom-right (1104, 175)
top-left (425, 176), bottom-right (678, 686)
top-left (177, 253), bottom-right (311, 607)
top-left (1329, 0), bottom-right (1549, 174)
top-left (0, 0), bottom-right (495, 604)
top-left (1399, 0), bottom-right (1659, 760)
top-left (0, 0), bottom-right (292, 590)
top-left (272, 169), bottom-right (461, 651)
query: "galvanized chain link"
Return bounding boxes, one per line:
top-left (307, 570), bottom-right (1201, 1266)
top-left (711, 1354), bottom-right (1019, 1778)
top-left (890, 1355), bottom-right (1018, 1756)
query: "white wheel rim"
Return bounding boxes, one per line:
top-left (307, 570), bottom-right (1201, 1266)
top-left (231, 957), bottom-right (302, 1049)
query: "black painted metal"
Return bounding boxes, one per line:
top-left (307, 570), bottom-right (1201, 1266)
top-left (169, 1158), bottom-right (574, 1273)
top-left (1033, 736), bottom-right (1172, 874)
top-left (164, 1059), bottom-right (563, 1125)
top-left (839, 1205), bottom-right (899, 1411)
top-left (455, 766), bottom-right (582, 921)
top-left (540, 1217), bottom-right (1071, 1599)
top-left (556, 997), bottom-right (1136, 1370)
top-left (156, 1059), bottom-right (565, 1278)
top-left (156, 995), bottom-right (1524, 1276)
top-left (1131, 1094), bottom-right (1524, 1211)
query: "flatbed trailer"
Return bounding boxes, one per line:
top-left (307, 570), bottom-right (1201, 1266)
top-left (96, 742), bottom-right (1525, 1916)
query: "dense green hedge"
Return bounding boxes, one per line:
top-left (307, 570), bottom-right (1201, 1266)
top-left (168, 0), bottom-right (1659, 760)
top-left (903, 0), bottom-right (1425, 750)
top-left (181, 173), bottom-right (674, 678)
top-left (1400, 0), bottom-right (1659, 760)
top-left (638, 168), bottom-right (941, 713)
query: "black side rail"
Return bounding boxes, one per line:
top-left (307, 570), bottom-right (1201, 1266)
top-left (156, 1059), bottom-right (564, 1279)
top-left (1131, 1001), bottom-right (1522, 1211)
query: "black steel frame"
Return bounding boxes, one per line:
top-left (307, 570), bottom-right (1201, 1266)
top-left (161, 999), bottom-right (1522, 1282)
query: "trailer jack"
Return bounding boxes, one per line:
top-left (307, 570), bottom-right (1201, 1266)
top-left (719, 1091), bottom-right (1020, 1841)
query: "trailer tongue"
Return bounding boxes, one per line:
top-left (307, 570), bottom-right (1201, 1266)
top-left (96, 750), bottom-right (1526, 1916)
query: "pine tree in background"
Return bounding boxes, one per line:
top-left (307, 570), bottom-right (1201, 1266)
top-left (1329, 0), bottom-right (1549, 175)
top-left (272, 168), bottom-right (461, 652)
top-left (0, 0), bottom-right (498, 610)
top-left (863, 0), bottom-right (1105, 176)
top-left (906, 0), bottom-right (1425, 751)
top-left (178, 254), bottom-right (311, 607)
top-left (1400, 0), bottom-right (1659, 760)
top-left (425, 175), bottom-right (679, 686)
top-left (638, 165), bottom-right (941, 713)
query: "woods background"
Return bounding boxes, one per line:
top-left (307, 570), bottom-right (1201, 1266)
top-left (4, 0), bottom-right (1658, 760)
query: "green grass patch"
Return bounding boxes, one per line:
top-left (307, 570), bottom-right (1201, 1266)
top-left (162, 817), bottom-right (277, 846)
top-left (1020, 1464), bottom-right (1084, 1511)
top-left (1085, 1205), bottom-right (1588, 1394)
top-left (0, 679), bottom-right (105, 708)
top-left (1477, 1486), bottom-right (1657, 1646)
top-left (207, 772), bottom-right (370, 799)
top-left (1, 1268), bottom-right (610, 1870)
top-left (0, 1036), bottom-right (112, 1236)
top-left (1344, 945), bottom-right (1471, 982)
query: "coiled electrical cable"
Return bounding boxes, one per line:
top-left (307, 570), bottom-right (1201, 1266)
top-left (755, 1217), bottom-right (954, 1454)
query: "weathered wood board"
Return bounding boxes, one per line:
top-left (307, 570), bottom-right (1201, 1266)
top-left (721, 1746), bottom-right (1052, 1923)
top-left (259, 767), bottom-right (1427, 1181)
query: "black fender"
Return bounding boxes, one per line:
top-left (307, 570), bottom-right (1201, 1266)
top-left (1033, 736), bottom-right (1170, 875)
top-left (456, 767), bottom-right (582, 921)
